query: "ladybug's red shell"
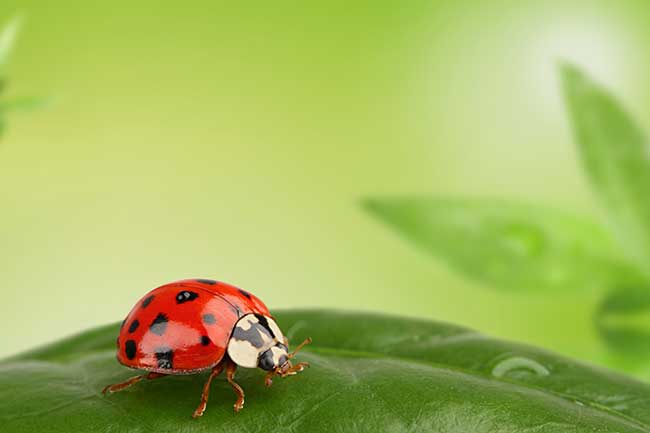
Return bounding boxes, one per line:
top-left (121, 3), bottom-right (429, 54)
top-left (116, 279), bottom-right (270, 374)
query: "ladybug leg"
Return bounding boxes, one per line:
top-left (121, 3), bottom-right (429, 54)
top-left (225, 360), bottom-right (245, 413)
top-left (192, 363), bottom-right (225, 419)
top-left (286, 361), bottom-right (310, 375)
top-left (264, 370), bottom-right (275, 387)
top-left (102, 372), bottom-right (166, 394)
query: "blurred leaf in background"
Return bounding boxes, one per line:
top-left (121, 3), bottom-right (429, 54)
top-left (0, 15), bottom-right (43, 137)
top-left (363, 197), bottom-right (631, 294)
top-left (364, 64), bottom-right (650, 368)
top-left (562, 64), bottom-right (650, 276)
top-left (596, 285), bottom-right (650, 358)
top-left (0, 15), bottom-right (19, 73)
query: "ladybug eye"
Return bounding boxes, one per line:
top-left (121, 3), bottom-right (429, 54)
top-left (258, 349), bottom-right (275, 371)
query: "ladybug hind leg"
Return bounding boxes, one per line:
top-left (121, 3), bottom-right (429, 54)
top-left (192, 363), bottom-right (225, 419)
top-left (102, 371), bottom-right (166, 394)
top-left (226, 360), bottom-right (245, 413)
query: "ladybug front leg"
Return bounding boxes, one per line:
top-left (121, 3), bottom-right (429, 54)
top-left (192, 362), bottom-right (225, 419)
top-left (102, 371), bottom-right (166, 394)
top-left (225, 360), bottom-right (245, 413)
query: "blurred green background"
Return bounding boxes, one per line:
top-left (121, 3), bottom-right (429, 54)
top-left (2, 0), bottom-right (650, 377)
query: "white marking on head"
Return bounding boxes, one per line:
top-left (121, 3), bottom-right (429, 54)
top-left (227, 338), bottom-right (259, 368)
top-left (238, 315), bottom-right (258, 331)
top-left (269, 345), bottom-right (288, 366)
top-left (228, 314), bottom-right (281, 368)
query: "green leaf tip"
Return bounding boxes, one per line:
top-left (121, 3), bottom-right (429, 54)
top-left (360, 196), bottom-right (379, 212)
top-left (0, 15), bottom-right (23, 72)
top-left (561, 62), bottom-right (650, 273)
top-left (360, 197), bottom-right (401, 220)
top-left (558, 61), bottom-right (585, 81)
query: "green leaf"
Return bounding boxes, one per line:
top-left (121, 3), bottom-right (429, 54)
top-left (596, 285), bottom-right (650, 357)
top-left (0, 96), bottom-right (43, 138)
top-left (0, 16), bottom-right (21, 74)
top-left (561, 63), bottom-right (650, 274)
top-left (0, 96), bottom-right (48, 113)
top-left (2, 310), bottom-right (650, 432)
top-left (363, 197), bottom-right (630, 292)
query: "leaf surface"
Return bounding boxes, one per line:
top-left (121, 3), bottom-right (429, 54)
top-left (2, 310), bottom-right (650, 432)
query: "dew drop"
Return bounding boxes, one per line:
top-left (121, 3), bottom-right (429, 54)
top-left (491, 356), bottom-right (550, 378)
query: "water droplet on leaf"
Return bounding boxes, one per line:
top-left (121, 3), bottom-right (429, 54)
top-left (491, 356), bottom-right (550, 378)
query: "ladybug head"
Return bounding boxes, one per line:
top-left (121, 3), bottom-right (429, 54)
top-left (262, 337), bottom-right (311, 387)
top-left (226, 314), bottom-right (311, 385)
top-left (257, 343), bottom-right (289, 372)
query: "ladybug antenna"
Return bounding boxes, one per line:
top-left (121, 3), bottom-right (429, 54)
top-left (287, 337), bottom-right (312, 359)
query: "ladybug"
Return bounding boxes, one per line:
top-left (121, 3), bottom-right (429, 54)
top-left (102, 279), bottom-right (311, 418)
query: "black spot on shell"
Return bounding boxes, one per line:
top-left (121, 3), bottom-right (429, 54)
top-left (200, 335), bottom-right (211, 346)
top-left (202, 313), bottom-right (216, 325)
top-left (196, 279), bottom-right (217, 285)
top-left (176, 290), bottom-right (199, 304)
top-left (125, 340), bottom-right (137, 360)
top-left (238, 289), bottom-right (252, 299)
top-left (128, 319), bottom-right (140, 333)
top-left (155, 347), bottom-right (174, 369)
top-left (150, 313), bottom-right (169, 336)
top-left (141, 295), bottom-right (154, 308)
